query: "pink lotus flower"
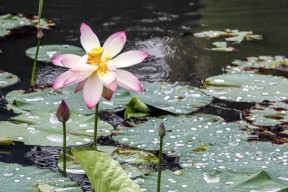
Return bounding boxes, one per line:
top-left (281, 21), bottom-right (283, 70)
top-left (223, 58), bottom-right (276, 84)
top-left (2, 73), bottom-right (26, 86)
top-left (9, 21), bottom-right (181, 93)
top-left (52, 23), bottom-right (148, 109)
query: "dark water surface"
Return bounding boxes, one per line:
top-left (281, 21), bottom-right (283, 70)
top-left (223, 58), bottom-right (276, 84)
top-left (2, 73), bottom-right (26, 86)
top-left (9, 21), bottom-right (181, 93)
top-left (1, 0), bottom-right (288, 190)
top-left (1, 0), bottom-right (288, 87)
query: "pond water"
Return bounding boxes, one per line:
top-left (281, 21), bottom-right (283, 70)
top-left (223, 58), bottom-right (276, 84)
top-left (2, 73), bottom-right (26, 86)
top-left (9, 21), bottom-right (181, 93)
top-left (1, 0), bottom-right (288, 89)
top-left (1, 0), bottom-right (288, 191)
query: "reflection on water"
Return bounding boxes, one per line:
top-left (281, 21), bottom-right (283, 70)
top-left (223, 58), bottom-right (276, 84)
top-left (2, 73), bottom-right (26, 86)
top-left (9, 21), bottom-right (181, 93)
top-left (0, 0), bottom-right (288, 88)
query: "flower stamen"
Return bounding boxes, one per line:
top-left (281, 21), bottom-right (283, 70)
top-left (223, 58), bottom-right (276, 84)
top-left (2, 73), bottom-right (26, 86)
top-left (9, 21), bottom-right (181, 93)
top-left (87, 47), bottom-right (104, 65)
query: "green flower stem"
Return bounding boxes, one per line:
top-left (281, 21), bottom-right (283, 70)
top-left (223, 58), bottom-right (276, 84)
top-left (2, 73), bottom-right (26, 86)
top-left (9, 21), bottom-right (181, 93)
top-left (30, 0), bottom-right (44, 90)
top-left (93, 103), bottom-right (99, 149)
top-left (62, 121), bottom-right (67, 177)
top-left (157, 135), bottom-right (164, 192)
top-left (30, 38), bottom-right (41, 90)
top-left (37, 0), bottom-right (43, 24)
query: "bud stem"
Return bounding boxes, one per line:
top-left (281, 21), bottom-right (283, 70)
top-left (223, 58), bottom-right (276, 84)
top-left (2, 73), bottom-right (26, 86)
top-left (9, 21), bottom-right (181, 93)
top-left (62, 121), bottom-right (67, 176)
top-left (93, 103), bottom-right (99, 149)
top-left (157, 135), bottom-right (164, 192)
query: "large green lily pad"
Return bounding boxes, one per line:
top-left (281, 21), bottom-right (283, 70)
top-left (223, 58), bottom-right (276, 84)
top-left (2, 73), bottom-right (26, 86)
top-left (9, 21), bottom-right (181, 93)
top-left (225, 56), bottom-right (288, 76)
top-left (72, 150), bottom-right (141, 192)
top-left (136, 169), bottom-right (288, 192)
top-left (0, 71), bottom-right (19, 88)
top-left (0, 14), bottom-right (54, 38)
top-left (243, 101), bottom-right (288, 126)
top-left (131, 81), bottom-right (212, 114)
top-left (0, 110), bottom-right (113, 147)
top-left (26, 44), bottom-right (85, 63)
top-left (113, 115), bottom-right (225, 156)
top-left (201, 73), bottom-right (288, 102)
top-left (0, 162), bottom-right (82, 192)
top-left (6, 85), bottom-right (131, 114)
top-left (114, 114), bottom-right (288, 185)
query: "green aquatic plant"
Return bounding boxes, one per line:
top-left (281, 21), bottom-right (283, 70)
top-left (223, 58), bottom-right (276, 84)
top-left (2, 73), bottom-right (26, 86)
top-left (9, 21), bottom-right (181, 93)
top-left (157, 123), bottom-right (166, 192)
top-left (51, 23), bottom-right (148, 149)
top-left (30, 0), bottom-right (44, 90)
top-left (56, 100), bottom-right (70, 176)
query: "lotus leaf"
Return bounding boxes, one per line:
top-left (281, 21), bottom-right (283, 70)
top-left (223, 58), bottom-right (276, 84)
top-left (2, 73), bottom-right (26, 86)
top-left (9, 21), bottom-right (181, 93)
top-left (0, 14), bottom-right (54, 38)
top-left (244, 101), bottom-right (288, 126)
top-left (26, 44), bottom-right (85, 63)
top-left (6, 85), bottom-right (131, 114)
top-left (207, 41), bottom-right (236, 52)
top-left (113, 115), bottom-right (225, 156)
top-left (225, 56), bottom-right (288, 76)
top-left (131, 81), bottom-right (212, 114)
top-left (194, 29), bottom-right (263, 43)
top-left (72, 150), bottom-right (141, 192)
top-left (0, 71), bottom-right (19, 88)
top-left (0, 110), bottom-right (113, 146)
top-left (0, 162), bottom-right (82, 191)
top-left (136, 169), bottom-right (288, 192)
top-left (201, 73), bottom-right (288, 102)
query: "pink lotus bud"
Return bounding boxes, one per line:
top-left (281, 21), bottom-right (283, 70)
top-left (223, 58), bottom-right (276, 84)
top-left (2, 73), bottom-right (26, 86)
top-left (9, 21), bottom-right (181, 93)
top-left (37, 29), bottom-right (43, 39)
top-left (57, 100), bottom-right (70, 122)
top-left (158, 123), bottom-right (166, 137)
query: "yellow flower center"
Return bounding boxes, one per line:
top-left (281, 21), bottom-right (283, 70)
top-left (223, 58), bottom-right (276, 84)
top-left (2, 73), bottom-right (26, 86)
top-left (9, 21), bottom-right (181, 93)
top-left (87, 47), bottom-right (109, 75)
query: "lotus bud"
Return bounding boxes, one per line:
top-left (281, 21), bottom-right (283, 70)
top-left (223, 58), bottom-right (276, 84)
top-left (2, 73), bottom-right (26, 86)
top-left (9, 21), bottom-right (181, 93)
top-left (158, 123), bottom-right (166, 137)
top-left (57, 100), bottom-right (70, 122)
top-left (37, 29), bottom-right (43, 39)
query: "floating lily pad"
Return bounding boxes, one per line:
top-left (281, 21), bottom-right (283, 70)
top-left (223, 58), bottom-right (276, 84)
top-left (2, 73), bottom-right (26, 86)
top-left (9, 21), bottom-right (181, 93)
top-left (206, 41), bottom-right (237, 52)
top-left (0, 14), bottom-right (54, 38)
top-left (201, 73), bottom-right (288, 103)
top-left (131, 82), bottom-right (212, 114)
top-left (26, 44), bottom-right (85, 63)
top-left (225, 56), bottom-right (288, 76)
top-left (0, 110), bottom-right (113, 147)
top-left (6, 85), bottom-right (131, 114)
top-left (113, 115), bottom-right (225, 156)
top-left (72, 150), bottom-right (141, 192)
top-left (243, 101), bottom-right (288, 126)
top-left (136, 169), bottom-right (288, 192)
top-left (0, 162), bottom-right (82, 192)
top-left (112, 148), bottom-right (159, 165)
top-left (194, 29), bottom-right (263, 43)
top-left (0, 71), bottom-right (19, 88)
